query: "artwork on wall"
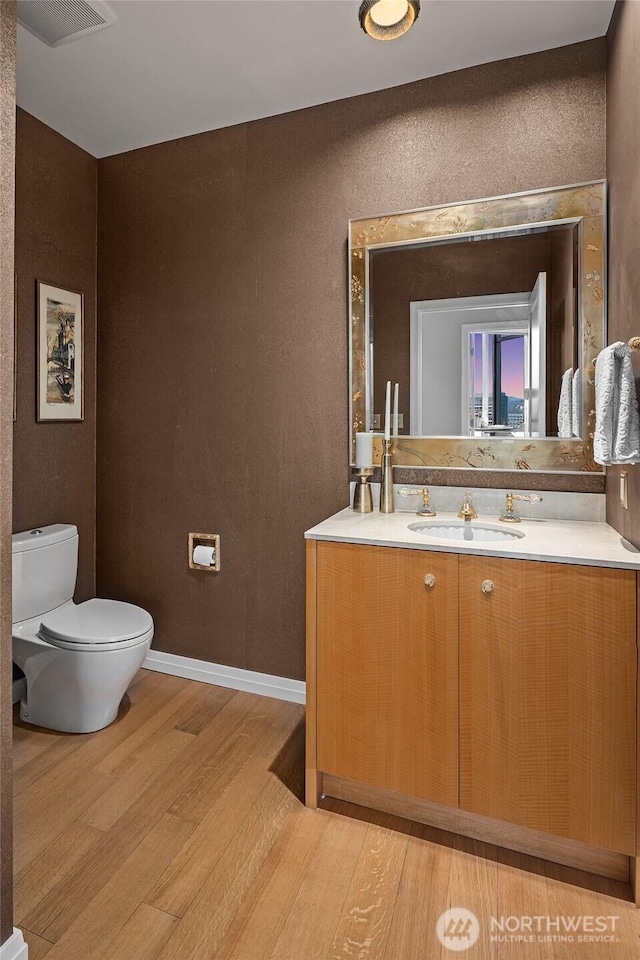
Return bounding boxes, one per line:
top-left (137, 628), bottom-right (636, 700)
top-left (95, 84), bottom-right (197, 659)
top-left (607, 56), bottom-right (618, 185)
top-left (37, 280), bottom-right (83, 422)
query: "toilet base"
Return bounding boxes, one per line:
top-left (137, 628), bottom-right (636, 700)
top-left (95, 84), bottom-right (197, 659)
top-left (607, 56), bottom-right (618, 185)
top-left (13, 628), bottom-right (153, 734)
top-left (19, 698), bottom-right (122, 734)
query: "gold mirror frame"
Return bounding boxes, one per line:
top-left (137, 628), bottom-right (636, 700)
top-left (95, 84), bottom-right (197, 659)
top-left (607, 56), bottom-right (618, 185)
top-left (350, 181), bottom-right (606, 472)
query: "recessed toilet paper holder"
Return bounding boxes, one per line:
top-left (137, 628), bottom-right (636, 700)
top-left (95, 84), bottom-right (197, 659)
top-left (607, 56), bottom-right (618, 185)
top-left (188, 532), bottom-right (221, 573)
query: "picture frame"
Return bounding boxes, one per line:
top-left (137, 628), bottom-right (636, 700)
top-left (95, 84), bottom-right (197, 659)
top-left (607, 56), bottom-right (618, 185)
top-left (37, 280), bottom-right (83, 422)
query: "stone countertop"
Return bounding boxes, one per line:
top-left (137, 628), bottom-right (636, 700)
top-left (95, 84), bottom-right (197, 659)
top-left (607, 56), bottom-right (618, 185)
top-left (305, 508), bottom-right (640, 570)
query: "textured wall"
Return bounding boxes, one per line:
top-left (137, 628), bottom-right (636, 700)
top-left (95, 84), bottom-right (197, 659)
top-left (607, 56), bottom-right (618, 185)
top-left (606, 1), bottom-right (640, 546)
top-left (0, 4), bottom-right (16, 946)
top-left (547, 227), bottom-right (578, 436)
top-left (13, 110), bottom-right (98, 600)
top-left (97, 40), bottom-right (606, 680)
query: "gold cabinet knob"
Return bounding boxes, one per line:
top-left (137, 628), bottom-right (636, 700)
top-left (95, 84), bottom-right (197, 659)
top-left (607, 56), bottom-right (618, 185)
top-left (424, 574), bottom-right (436, 589)
top-left (481, 579), bottom-right (494, 594)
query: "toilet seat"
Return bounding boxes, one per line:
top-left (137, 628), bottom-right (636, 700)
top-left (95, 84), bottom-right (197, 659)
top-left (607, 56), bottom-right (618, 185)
top-left (40, 598), bottom-right (153, 652)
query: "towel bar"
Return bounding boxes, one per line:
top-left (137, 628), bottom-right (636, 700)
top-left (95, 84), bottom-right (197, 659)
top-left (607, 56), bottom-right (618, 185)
top-left (592, 337), bottom-right (640, 366)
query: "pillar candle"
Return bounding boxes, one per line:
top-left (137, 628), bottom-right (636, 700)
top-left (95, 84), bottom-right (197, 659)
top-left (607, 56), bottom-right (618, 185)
top-left (355, 432), bottom-right (373, 469)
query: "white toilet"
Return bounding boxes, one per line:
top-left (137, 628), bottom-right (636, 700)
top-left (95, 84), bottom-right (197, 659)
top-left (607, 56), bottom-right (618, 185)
top-left (12, 523), bottom-right (154, 733)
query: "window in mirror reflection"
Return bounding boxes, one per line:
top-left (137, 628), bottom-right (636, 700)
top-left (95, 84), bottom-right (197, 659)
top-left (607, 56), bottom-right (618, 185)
top-left (370, 223), bottom-right (579, 439)
top-left (469, 331), bottom-right (526, 435)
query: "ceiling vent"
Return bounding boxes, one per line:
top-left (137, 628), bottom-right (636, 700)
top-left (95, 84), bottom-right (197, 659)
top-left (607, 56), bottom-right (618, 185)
top-left (17, 0), bottom-right (116, 48)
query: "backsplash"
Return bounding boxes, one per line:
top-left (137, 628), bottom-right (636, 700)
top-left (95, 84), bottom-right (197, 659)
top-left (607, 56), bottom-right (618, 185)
top-left (349, 483), bottom-right (606, 523)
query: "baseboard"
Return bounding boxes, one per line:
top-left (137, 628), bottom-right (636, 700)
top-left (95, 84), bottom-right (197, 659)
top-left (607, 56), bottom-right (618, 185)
top-left (322, 774), bottom-right (630, 883)
top-left (0, 929), bottom-right (28, 960)
top-left (143, 649), bottom-right (306, 704)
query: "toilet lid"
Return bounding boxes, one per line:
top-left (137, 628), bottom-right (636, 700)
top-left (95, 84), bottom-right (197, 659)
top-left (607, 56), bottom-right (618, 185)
top-left (40, 599), bottom-right (153, 645)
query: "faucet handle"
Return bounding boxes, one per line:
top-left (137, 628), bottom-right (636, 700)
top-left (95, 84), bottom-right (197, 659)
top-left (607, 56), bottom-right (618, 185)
top-left (500, 492), bottom-right (543, 523)
top-left (398, 487), bottom-right (436, 517)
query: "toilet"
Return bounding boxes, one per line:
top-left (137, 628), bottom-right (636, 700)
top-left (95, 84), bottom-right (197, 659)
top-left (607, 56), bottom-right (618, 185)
top-left (12, 523), bottom-right (154, 733)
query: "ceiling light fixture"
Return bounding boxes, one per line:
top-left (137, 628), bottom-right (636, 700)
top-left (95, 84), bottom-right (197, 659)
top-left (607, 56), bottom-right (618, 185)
top-left (359, 0), bottom-right (420, 41)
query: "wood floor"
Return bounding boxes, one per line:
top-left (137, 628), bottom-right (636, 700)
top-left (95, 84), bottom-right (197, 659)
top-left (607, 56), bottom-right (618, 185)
top-left (12, 670), bottom-right (640, 960)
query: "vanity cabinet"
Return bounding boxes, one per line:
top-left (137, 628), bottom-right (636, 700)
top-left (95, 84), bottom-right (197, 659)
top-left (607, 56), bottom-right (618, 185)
top-left (307, 540), bottom-right (637, 865)
top-left (459, 555), bottom-right (636, 855)
top-left (315, 541), bottom-right (458, 807)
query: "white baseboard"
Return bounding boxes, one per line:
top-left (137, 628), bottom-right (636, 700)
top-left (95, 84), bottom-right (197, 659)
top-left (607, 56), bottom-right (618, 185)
top-left (143, 650), bottom-right (306, 705)
top-left (0, 929), bottom-right (28, 960)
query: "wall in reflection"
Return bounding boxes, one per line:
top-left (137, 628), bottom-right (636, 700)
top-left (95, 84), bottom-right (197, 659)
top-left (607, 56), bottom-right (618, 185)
top-left (371, 224), bottom-right (577, 438)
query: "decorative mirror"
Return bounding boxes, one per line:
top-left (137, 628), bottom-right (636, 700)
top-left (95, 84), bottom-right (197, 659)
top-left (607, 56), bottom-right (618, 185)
top-left (349, 181), bottom-right (605, 472)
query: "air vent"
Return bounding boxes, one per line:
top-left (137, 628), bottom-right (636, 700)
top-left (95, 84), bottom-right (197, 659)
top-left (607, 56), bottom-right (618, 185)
top-left (17, 0), bottom-right (116, 47)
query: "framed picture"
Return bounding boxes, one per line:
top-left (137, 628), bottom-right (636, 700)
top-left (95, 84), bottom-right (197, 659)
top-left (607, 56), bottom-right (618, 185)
top-left (37, 281), bottom-right (83, 422)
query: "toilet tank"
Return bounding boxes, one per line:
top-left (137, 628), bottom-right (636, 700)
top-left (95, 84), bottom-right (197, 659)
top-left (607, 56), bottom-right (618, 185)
top-left (12, 524), bottom-right (79, 623)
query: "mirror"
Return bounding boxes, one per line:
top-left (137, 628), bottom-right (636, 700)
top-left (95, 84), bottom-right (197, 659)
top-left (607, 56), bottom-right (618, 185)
top-left (350, 182), bottom-right (605, 472)
top-left (371, 224), bottom-right (578, 439)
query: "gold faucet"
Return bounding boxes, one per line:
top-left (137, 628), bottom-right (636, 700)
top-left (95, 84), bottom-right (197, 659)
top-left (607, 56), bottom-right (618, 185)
top-left (457, 493), bottom-right (477, 522)
top-left (499, 492), bottom-right (543, 523)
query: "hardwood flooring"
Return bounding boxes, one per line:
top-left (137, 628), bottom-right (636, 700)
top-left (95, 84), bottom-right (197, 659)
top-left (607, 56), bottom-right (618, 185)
top-left (12, 671), bottom-right (640, 959)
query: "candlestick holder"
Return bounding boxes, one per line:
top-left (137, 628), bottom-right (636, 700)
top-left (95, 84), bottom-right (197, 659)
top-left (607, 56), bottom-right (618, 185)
top-left (352, 468), bottom-right (374, 513)
top-left (380, 439), bottom-right (395, 513)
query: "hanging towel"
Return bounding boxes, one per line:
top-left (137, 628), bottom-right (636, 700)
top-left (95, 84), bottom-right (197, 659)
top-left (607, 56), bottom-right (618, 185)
top-left (557, 367), bottom-right (573, 438)
top-left (572, 368), bottom-right (582, 438)
top-left (593, 342), bottom-right (640, 465)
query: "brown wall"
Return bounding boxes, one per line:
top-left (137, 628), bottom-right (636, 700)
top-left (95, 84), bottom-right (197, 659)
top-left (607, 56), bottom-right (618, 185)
top-left (97, 40), bottom-right (606, 680)
top-left (13, 110), bottom-right (98, 601)
top-left (547, 226), bottom-right (578, 435)
top-left (0, 4), bottom-right (15, 945)
top-left (371, 232), bottom-right (554, 435)
top-left (606, 1), bottom-right (640, 546)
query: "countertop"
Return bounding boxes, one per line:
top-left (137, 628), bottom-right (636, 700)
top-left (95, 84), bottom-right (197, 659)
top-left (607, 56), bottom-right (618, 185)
top-left (305, 508), bottom-right (640, 570)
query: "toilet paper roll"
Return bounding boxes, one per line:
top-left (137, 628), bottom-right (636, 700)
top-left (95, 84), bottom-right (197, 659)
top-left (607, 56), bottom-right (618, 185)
top-left (193, 544), bottom-right (216, 567)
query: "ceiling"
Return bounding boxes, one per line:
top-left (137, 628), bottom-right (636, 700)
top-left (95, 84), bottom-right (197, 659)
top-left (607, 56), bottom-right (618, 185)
top-left (16, 0), bottom-right (616, 159)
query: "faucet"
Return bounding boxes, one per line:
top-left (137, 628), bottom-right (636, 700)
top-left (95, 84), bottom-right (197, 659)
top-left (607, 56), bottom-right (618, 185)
top-left (457, 493), bottom-right (477, 522)
top-left (499, 492), bottom-right (543, 523)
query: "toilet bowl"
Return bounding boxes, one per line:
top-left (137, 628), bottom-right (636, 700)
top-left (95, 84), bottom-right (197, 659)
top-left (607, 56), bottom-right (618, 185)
top-left (12, 524), bottom-right (154, 733)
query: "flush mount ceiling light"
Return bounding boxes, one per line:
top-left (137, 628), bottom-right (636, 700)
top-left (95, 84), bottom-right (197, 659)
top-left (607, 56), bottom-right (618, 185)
top-left (359, 0), bottom-right (420, 41)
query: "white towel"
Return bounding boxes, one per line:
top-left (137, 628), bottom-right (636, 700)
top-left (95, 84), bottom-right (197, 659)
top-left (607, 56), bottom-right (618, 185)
top-left (557, 367), bottom-right (573, 438)
top-left (594, 342), bottom-right (640, 465)
top-left (572, 368), bottom-right (581, 438)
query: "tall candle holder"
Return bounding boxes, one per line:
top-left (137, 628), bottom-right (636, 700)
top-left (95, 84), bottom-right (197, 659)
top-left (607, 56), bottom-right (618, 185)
top-left (352, 468), bottom-right (374, 513)
top-left (380, 439), bottom-right (395, 513)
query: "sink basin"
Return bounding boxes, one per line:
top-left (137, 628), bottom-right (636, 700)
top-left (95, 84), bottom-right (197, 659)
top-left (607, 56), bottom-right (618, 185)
top-left (408, 520), bottom-right (525, 543)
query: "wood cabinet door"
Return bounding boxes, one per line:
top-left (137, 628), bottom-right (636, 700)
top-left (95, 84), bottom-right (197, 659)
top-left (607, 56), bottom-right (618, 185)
top-left (316, 541), bottom-right (458, 807)
top-left (459, 555), bottom-right (636, 854)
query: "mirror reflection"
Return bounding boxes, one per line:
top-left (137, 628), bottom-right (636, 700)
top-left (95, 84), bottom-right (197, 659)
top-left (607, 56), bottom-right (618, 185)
top-left (370, 223), bottom-right (579, 439)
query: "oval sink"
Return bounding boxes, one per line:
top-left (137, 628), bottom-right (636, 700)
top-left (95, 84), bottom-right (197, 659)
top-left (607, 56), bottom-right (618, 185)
top-left (408, 520), bottom-right (525, 543)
